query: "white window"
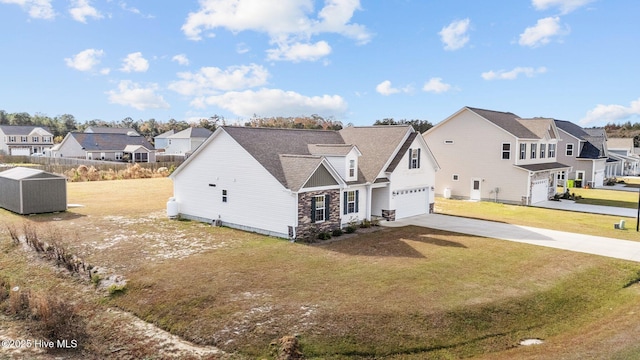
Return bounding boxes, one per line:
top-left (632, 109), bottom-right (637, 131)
top-left (520, 143), bottom-right (526, 160)
top-left (32, 136), bottom-right (39, 142)
top-left (313, 195), bottom-right (326, 223)
top-left (222, 189), bottom-right (228, 203)
top-left (409, 149), bottom-right (420, 169)
top-left (540, 144), bottom-right (546, 159)
top-left (115, 152), bottom-right (123, 160)
top-left (8, 136), bottom-right (16, 142)
top-left (349, 159), bottom-right (355, 177)
top-left (21, 136), bottom-right (27, 142)
top-left (531, 144), bottom-right (537, 159)
top-left (566, 143), bottom-right (574, 156)
top-left (502, 143), bottom-right (511, 160)
top-left (549, 144), bottom-right (556, 158)
top-left (345, 191), bottom-right (357, 214)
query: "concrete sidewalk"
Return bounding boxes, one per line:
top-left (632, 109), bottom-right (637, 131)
top-left (383, 214), bottom-right (640, 262)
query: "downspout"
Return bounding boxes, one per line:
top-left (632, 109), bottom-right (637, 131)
top-left (365, 182), bottom-right (372, 221)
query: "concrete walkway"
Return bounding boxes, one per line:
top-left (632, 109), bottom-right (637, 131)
top-left (534, 199), bottom-right (637, 217)
top-left (383, 214), bottom-right (640, 262)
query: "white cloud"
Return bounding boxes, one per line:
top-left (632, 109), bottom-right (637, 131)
top-left (0, 0), bottom-right (55, 19)
top-left (236, 42), bottom-right (250, 54)
top-left (194, 88), bottom-right (348, 118)
top-left (481, 66), bottom-right (547, 80)
top-left (375, 80), bottom-right (412, 96)
top-left (181, 0), bottom-right (371, 62)
top-left (422, 78), bottom-right (452, 93)
top-left (69, 0), bottom-right (102, 23)
top-left (64, 48), bottom-right (105, 72)
top-left (120, 52), bottom-right (149, 73)
top-left (107, 80), bottom-right (169, 110)
top-left (579, 98), bottom-right (640, 126)
top-left (266, 40), bottom-right (331, 62)
top-left (532, 0), bottom-right (594, 14)
top-left (439, 18), bottom-right (471, 51)
top-left (168, 64), bottom-right (269, 96)
top-left (172, 54), bottom-right (190, 66)
top-left (119, 1), bottom-right (154, 18)
top-left (519, 17), bottom-right (568, 47)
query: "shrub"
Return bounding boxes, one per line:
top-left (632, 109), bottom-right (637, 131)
top-left (317, 232), bottom-right (332, 241)
top-left (344, 225), bottom-right (357, 234)
top-left (331, 228), bottom-right (343, 237)
top-left (107, 283), bottom-right (127, 296)
top-left (360, 219), bottom-right (372, 228)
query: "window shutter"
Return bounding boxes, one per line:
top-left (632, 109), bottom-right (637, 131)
top-left (355, 190), bottom-right (359, 212)
top-left (343, 192), bottom-right (348, 215)
top-left (417, 148), bottom-right (421, 168)
top-left (311, 197), bottom-right (316, 223)
top-left (408, 148), bottom-right (412, 169)
top-left (325, 194), bottom-right (330, 220)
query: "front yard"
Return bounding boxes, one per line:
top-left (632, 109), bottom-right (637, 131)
top-left (1, 178), bottom-right (640, 359)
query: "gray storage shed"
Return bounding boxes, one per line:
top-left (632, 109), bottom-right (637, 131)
top-left (0, 167), bottom-right (67, 214)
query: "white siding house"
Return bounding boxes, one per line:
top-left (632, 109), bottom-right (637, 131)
top-left (170, 125), bottom-right (439, 240)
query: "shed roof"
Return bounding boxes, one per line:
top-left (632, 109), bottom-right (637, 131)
top-left (0, 167), bottom-right (64, 180)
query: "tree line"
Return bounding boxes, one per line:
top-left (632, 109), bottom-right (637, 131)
top-left (0, 110), bottom-right (438, 144)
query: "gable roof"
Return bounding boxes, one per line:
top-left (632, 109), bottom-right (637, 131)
top-left (339, 125), bottom-right (412, 182)
top-left (155, 129), bottom-right (175, 138)
top-left (555, 120), bottom-right (606, 159)
top-left (223, 126), bottom-right (345, 189)
top-left (168, 127), bottom-right (213, 139)
top-left (607, 137), bottom-right (634, 150)
top-left (0, 125), bottom-right (52, 136)
top-left (69, 132), bottom-right (155, 151)
top-left (554, 119), bottom-right (589, 140)
top-left (84, 126), bottom-right (138, 135)
top-left (308, 144), bottom-right (358, 156)
top-left (466, 107), bottom-right (539, 138)
top-left (517, 118), bottom-right (558, 140)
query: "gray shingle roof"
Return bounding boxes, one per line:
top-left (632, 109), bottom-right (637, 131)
top-left (0, 125), bottom-right (52, 136)
top-left (169, 127), bottom-right (213, 139)
top-left (555, 121), bottom-right (606, 159)
top-left (223, 126), bottom-right (344, 188)
top-left (339, 125), bottom-right (411, 182)
top-left (221, 125), bottom-right (413, 190)
top-left (466, 107), bottom-right (539, 138)
top-left (554, 120), bottom-right (589, 139)
top-left (70, 132), bottom-right (155, 151)
top-left (84, 127), bottom-right (138, 135)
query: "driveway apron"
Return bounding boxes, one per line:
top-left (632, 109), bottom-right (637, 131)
top-left (383, 214), bottom-right (640, 263)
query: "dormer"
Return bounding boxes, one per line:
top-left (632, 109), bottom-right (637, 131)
top-left (308, 144), bottom-right (362, 182)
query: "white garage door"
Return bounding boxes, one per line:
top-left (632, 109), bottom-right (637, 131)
top-left (530, 179), bottom-right (549, 204)
top-left (395, 187), bottom-right (429, 219)
top-left (10, 148), bottom-right (30, 156)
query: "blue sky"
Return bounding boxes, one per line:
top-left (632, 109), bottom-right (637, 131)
top-left (1, 0), bottom-right (639, 127)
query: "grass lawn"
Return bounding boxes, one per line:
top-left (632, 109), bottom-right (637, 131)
top-left (2, 177), bottom-right (640, 359)
top-left (567, 187), bottom-right (640, 209)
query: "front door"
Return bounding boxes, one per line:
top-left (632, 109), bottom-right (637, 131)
top-left (470, 178), bottom-right (481, 201)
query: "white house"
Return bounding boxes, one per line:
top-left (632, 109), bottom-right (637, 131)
top-left (607, 137), bottom-right (639, 176)
top-left (424, 106), bottom-right (570, 205)
top-left (54, 131), bottom-right (156, 162)
top-left (0, 125), bottom-right (54, 155)
top-left (163, 127), bottom-right (212, 156)
top-left (170, 125), bottom-right (439, 240)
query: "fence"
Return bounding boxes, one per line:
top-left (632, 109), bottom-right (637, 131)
top-left (0, 155), bottom-right (184, 175)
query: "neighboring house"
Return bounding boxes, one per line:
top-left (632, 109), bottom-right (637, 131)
top-left (554, 121), bottom-right (609, 187)
top-left (163, 127), bottom-right (212, 156)
top-left (423, 106), bottom-right (570, 205)
top-left (153, 129), bottom-right (175, 150)
top-left (54, 132), bottom-right (156, 162)
top-left (607, 137), bottom-right (639, 176)
top-left (170, 125), bottom-right (439, 240)
top-left (84, 126), bottom-right (139, 135)
top-left (0, 125), bottom-right (54, 155)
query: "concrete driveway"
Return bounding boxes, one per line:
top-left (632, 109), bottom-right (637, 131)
top-left (383, 214), bottom-right (640, 262)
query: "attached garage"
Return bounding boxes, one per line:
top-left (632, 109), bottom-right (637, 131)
top-left (393, 187), bottom-right (430, 219)
top-left (0, 167), bottom-right (67, 214)
top-left (10, 147), bottom-right (30, 156)
top-left (530, 178), bottom-right (549, 204)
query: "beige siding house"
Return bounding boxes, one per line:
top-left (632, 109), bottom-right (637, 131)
top-left (424, 107), bottom-right (569, 205)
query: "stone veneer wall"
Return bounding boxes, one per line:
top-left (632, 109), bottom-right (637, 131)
top-left (296, 189), bottom-right (340, 241)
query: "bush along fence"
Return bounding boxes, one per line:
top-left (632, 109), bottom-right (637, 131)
top-left (5, 222), bottom-right (127, 295)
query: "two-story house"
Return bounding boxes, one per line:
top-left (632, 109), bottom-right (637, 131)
top-left (170, 125), bottom-right (439, 240)
top-left (423, 107), bottom-right (570, 205)
top-left (161, 127), bottom-right (212, 156)
top-left (554, 121), bottom-right (609, 187)
top-left (0, 125), bottom-right (54, 155)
